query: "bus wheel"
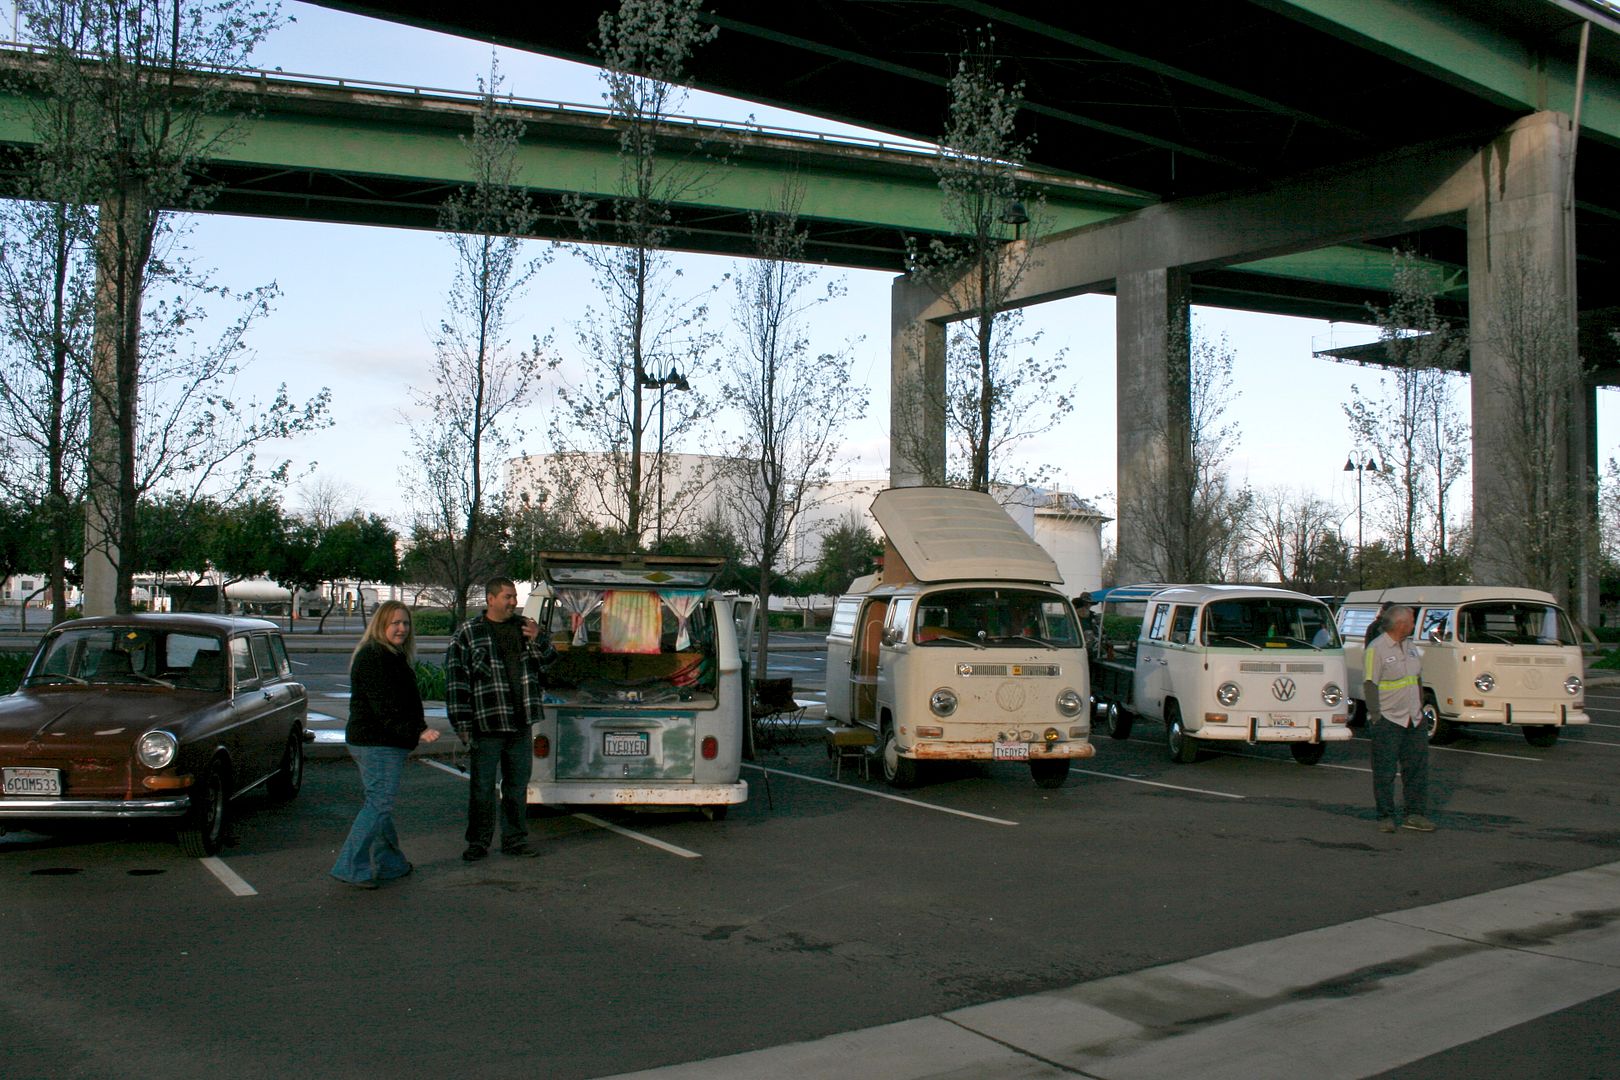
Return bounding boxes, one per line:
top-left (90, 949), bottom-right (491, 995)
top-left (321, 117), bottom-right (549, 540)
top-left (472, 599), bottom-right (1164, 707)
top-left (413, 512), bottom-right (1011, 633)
top-left (1029, 759), bottom-right (1070, 789)
top-left (1350, 699), bottom-right (1368, 728)
top-left (700, 806), bottom-right (729, 821)
top-left (1523, 725), bottom-right (1560, 748)
top-left (1423, 695), bottom-right (1457, 744)
top-left (1290, 742), bottom-right (1326, 765)
top-left (1165, 702), bottom-right (1199, 764)
top-left (882, 728), bottom-right (920, 789)
top-left (1103, 702), bottom-right (1134, 740)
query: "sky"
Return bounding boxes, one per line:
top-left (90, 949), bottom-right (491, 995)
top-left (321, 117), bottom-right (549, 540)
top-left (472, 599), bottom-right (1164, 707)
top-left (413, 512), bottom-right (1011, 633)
top-left (13, 1), bottom-right (1618, 546)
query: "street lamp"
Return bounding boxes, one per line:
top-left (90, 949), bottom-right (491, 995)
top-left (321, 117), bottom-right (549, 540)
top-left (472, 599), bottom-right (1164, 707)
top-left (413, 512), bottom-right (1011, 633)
top-left (998, 199), bottom-right (1030, 241)
top-left (638, 365), bottom-right (691, 546)
top-left (1343, 453), bottom-right (1383, 588)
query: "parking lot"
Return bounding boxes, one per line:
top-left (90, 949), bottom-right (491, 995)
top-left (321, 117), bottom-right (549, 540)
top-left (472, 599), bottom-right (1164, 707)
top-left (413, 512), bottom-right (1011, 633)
top-left (3, 670), bottom-right (1619, 1078)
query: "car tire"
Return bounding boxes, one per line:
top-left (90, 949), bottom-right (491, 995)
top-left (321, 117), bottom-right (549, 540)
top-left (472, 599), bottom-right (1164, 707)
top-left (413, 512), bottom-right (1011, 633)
top-left (1350, 699), bottom-right (1368, 728)
top-left (1423, 694), bottom-right (1457, 744)
top-left (177, 758), bottom-right (228, 858)
top-left (267, 728), bottom-right (304, 803)
top-left (1290, 741), bottom-right (1326, 766)
top-left (700, 805), bottom-right (729, 821)
top-left (1523, 725), bottom-right (1560, 747)
top-left (1166, 702), bottom-right (1199, 764)
top-left (881, 727), bottom-right (920, 789)
top-left (1029, 759), bottom-right (1070, 789)
top-left (1103, 702), bottom-right (1134, 740)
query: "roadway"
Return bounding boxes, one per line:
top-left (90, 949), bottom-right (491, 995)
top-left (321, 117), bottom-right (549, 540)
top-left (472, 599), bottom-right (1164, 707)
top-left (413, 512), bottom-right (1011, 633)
top-left (1, 657), bottom-right (1617, 1078)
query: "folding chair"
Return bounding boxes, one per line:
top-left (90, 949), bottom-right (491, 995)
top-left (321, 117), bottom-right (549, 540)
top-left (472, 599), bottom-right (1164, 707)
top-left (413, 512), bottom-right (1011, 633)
top-left (751, 676), bottom-right (804, 749)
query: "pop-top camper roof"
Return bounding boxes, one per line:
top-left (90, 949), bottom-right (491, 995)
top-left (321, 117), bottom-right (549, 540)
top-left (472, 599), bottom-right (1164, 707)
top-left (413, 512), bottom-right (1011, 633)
top-left (870, 487), bottom-right (1062, 585)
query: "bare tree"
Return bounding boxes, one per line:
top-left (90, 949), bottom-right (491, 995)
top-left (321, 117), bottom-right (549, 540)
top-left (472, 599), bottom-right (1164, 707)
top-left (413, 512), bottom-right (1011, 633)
top-left (550, 0), bottom-right (718, 546)
top-left (1343, 252), bottom-right (1469, 581)
top-left (897, 29), bottom-right (1062, 491)
top-left (13, 0), bottom-right (290, 612)
top-left (404, 61), bottom-right (550, 625)
top-left (1249, 486), bottom-right (1341, 590)
top-left (718, 183), bottom-right (866, 680)
top-left (1121, 330), bottom-right (1252, 582)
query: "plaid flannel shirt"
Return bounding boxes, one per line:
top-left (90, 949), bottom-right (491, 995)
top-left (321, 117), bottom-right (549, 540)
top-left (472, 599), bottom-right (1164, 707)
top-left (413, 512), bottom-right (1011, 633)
top-left (445, 614), bottom-right (557, 740)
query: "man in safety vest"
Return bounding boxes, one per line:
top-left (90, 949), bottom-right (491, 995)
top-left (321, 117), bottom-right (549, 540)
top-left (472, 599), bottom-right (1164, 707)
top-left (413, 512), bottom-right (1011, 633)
top-left (1364, 604), bottom-right (1434, 833)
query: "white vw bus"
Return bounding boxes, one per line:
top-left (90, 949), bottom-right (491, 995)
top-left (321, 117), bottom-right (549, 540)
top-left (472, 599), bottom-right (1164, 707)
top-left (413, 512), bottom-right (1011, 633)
top-left (521, 553), bottom-right (748, 816)
top-left (1132, 585), bottom-right (1352, 764)
top-left (823, 487), bottom-right (1093, 789)
top-left (1338, 586), bottom-right (1588, 747)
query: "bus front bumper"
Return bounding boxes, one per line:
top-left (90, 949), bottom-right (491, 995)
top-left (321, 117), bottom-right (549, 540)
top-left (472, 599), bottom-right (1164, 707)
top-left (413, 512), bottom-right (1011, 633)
top-left (526, 780), bottom-right (749, 807)
top-left (1192, 717), bottom-right (1352, 744)
top-left (906, 740), bottom-right (1096, 761)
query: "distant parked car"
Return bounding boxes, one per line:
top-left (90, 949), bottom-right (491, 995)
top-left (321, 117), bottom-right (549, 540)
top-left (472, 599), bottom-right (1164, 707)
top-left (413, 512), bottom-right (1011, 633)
top-left (0, 615), bottom-right (308, 855)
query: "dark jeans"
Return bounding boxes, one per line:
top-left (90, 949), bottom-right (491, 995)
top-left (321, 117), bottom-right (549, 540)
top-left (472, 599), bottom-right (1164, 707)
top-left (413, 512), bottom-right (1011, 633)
top-left (466, 731), bottom-right (532, 850)
top-left (1370, 715), bottom-right (1429, 819)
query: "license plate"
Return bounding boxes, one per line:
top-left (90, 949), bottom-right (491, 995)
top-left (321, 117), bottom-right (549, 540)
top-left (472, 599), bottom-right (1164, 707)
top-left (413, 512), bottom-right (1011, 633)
top-left (992, 742), bottom-right (1030, 760)
top-left (1269, 714), bottom-right (1297, 727)
top-left (603, 732), bottom-right (649, 757)
top-left (3, 767), bottom-right (61, 796)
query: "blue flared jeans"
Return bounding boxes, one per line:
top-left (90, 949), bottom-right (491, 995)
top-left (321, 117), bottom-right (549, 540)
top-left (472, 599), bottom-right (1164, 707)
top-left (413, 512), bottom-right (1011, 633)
top-left (331, 744), bottom-right (413, 884)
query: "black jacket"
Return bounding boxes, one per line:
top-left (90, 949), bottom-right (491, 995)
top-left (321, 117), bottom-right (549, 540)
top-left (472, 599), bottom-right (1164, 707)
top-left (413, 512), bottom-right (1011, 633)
top-left (346, 642), bottom-right (426, 749)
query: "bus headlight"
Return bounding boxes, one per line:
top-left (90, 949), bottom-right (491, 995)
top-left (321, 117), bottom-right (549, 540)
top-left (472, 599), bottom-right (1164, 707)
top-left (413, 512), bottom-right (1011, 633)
top-left (930, 688), bottom-right (958, 717)
top-left (1056, 689), bottom-right (1084, 716)
top-left (1566, 674), bottom-right (1582, 695)
top-left (1475, 672), bottom-right (1496, 692)
top-left (1216, 681), bottom-right (1241, 707)
top-left (1321, 683), bottom-right (1343, 707)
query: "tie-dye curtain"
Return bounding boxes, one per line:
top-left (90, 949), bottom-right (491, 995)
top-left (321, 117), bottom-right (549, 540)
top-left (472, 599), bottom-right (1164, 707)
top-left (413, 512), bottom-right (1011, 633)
top-left (601, 589), bottom-right (663, 654)
top-left (558, 589), bottom-right (604, 647)
top-left (659, 590), bottom-right (702, 650)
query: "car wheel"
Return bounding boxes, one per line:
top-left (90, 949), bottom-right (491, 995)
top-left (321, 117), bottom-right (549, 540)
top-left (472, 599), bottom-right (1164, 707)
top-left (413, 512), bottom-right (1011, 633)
top-left (1523, 725), bottom-right (1560, 747)
top-left (700, 805), bottom-right (729, 821)
top-left (1029, 759), bottom-right (1070, 789)
top-left (177, 758), bottom-right (228, 858)
top-left (1423, 694), bottom-right (1457, 744)
top-left (1290, 741), bottom-right (1326, 766)
top-left (881, 727), bottom-right (919, 789)
top-left (267, 728), bottom-right (304, 803)
top-left (1103, 702), bottom-right (1135, 740)
top-left (1350, 699), bottom-right (1368, 728)
top-left (1166, 702), bottom-right (1199, 764)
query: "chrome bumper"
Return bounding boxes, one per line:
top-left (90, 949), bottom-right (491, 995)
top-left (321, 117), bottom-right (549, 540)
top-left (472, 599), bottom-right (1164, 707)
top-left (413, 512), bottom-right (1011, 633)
top-left (0, 796), bottom-right (191, 819)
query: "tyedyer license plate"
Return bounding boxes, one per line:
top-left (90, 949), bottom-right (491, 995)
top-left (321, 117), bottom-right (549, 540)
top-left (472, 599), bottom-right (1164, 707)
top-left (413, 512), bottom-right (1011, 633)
top-left (1268, 713), bottom-right (1298, 727)
top-left (992, 742), bottom-right (1030, 760)
top-left (603, 732), bottom-right (650, 757)
top-left (3, 767), bottom-right (61, 796)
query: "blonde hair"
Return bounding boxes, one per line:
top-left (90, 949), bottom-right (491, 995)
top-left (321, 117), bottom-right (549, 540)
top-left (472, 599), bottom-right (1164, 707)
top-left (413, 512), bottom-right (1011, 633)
top-left (353, 600), bottom-right (416, 663)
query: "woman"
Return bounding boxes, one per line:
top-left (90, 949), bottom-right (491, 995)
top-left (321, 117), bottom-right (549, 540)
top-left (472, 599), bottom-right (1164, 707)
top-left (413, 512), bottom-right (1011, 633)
top-left (330, 601), bottom-right (440, 889)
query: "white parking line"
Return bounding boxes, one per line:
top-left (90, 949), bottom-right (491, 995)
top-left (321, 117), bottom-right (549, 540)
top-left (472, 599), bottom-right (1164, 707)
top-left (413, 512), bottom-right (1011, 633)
top-left (1348, 734), bottom-right (1543, 762)
top-left (421, 758), bottom-right (703, 858)
top-left (744, 764), bottom-right (1018, 825)
top-left (199, 856), bottom-right (257, 897)
top-left (1468, 728), bottom-right (1620, 750)
top-left (1210, 748), bottom-right (1373, 774)
top-left (1068, 768), bottom-right (1245, 799)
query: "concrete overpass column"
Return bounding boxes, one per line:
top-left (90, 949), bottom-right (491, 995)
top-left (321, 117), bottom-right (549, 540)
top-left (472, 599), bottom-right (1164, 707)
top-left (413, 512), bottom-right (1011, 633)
top-left (890, 275), bottom-right (946, 488)
top-left (1466, 111), bottom-right (1590, 610)
top-left (1115, 266), bottom-right (1190, 583)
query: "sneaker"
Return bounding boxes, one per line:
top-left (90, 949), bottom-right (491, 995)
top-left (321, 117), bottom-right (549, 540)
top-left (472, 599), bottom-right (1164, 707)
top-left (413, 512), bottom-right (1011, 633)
top-left (1401, 815), bottom-right (1437, 832)
top-left (501, 842), bottom-right (541, 858)
top-left (379, 862), bottom-right (414, 881)
top-left (461, 845), bottom-right (488, 862)
top-left (1378, 818), bottom-right (1397, 834)
top-left (334, 876), bottom-right (379, 890)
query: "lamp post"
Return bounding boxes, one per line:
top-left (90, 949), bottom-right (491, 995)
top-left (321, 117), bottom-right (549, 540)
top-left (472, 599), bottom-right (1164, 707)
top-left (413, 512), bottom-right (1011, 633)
top-left (638, 365), bottom-right (691, 547)
top-left (998, 199), bottom-right (1029, 241)
top-left (1343, 453), bottom-right (1382, 589)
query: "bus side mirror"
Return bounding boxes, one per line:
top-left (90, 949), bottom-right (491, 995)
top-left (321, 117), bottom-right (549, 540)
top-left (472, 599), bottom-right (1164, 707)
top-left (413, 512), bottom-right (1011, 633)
top-left (882, 627), bottom-right (902, 646)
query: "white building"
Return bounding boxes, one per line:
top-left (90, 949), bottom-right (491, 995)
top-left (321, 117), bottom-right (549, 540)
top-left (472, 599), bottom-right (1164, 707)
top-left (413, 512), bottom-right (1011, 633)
top-left (507, 454), bottom-right (1109, 595)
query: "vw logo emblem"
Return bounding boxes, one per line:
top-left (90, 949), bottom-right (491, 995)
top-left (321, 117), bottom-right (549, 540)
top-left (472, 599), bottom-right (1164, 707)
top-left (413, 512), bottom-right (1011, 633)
top-left (1272, 677), bottom-right (1297, 701)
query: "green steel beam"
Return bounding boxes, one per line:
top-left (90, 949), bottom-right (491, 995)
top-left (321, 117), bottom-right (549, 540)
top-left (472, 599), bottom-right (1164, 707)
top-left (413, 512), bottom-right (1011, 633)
top-left (1266, 0), bottom-right (1620, 145)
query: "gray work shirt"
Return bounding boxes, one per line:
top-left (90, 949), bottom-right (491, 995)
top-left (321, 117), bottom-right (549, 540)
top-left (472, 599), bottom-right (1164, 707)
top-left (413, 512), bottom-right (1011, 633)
top-left (1364, 631), bottom-right (1424, 726)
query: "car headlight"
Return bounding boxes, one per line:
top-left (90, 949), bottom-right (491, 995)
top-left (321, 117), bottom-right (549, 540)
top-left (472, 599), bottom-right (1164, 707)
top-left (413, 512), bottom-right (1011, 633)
top-left (929, 688), bottom-right (958, 717)
top-left (1321, 682), bottom-right (1343, 707)
top-left (1566, 674), bottom-right (1582, 695)
top-left (1475, 672), bottom-right (1496, 692)
top-left (1056, 688), bottom-right (1084, 716)
top-left (1216, 681), bottom-right (1241, 707)
top-left (137, 730), bottom-right (177, 769)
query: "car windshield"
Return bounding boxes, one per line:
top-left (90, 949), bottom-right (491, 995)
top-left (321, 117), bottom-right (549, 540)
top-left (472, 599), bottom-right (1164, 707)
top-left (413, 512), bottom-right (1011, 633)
top-left (1202, 598), bottom-right (1337, 649)
top-left (913, 588), bottom-right (1078, 647)
top-left (1456, 602), bottom-right (1578, 646)
top-left (26, 627), bottom-right (226, 690)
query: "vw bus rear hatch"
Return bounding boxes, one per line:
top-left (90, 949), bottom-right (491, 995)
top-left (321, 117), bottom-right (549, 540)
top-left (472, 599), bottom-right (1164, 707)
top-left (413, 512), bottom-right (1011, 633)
top-left (537, 552), bottom-right (725, 590)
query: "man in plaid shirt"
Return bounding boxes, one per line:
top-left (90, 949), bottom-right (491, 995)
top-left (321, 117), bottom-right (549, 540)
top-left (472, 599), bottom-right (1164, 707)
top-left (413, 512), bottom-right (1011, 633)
top-left (446, 576), bottom-right (556, 861)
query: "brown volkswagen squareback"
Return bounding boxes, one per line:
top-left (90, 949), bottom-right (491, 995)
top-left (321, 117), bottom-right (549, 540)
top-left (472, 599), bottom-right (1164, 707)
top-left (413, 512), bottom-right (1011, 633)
top-left (0, 614), bottom-right (308, 855)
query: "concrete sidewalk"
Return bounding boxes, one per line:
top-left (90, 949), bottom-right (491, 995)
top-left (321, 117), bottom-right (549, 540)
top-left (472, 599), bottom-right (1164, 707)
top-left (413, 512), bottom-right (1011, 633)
top-left (600, 860), bottom-right (1620, 1080)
